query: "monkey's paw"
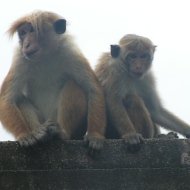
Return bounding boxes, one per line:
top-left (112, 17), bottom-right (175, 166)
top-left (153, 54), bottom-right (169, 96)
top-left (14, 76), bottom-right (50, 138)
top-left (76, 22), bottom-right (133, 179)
top-left (123, 133), bottom-right (144, 153)
top-left (84, 134), bottom-right (105, 158)
top-left (19, 126), bottom-right (48, 147)
top-left (43, 120), bottom-right (68, 140)
top-left (43, 120), bottom-right (59, 135)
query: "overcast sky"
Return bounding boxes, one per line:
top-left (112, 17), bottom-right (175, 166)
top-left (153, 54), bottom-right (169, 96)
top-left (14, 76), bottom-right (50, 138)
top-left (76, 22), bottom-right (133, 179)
top-left (1, 0), bottom-right (190, 141)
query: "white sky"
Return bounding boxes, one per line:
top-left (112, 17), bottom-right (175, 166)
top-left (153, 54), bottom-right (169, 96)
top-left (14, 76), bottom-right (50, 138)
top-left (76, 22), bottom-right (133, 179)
top-left (1, 0), bottom-right (190, 141)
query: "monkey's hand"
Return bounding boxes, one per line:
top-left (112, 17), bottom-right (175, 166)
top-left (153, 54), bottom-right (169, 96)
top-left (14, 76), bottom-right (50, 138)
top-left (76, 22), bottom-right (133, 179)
top-left (19, 126), bottom-right (48, 147)
top-left (122, 133), bottom-right (144, 152)
top-left (43, 120), bottom-right (59, 136)
top-left (19, 120), bottom-right (61, 147)
top-left (84, 134), bottom-right (105, 158)
top-left (43, 120), bottom-right (68, 140)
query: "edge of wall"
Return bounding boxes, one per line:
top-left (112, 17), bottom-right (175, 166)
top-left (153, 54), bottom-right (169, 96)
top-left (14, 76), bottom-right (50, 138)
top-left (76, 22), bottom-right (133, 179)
top-left (0, 139), bottom-right (190, 190)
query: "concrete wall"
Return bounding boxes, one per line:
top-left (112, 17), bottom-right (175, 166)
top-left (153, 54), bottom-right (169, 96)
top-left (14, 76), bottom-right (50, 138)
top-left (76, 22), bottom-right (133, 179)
top-left (0, 139), bottom-right (190, 190)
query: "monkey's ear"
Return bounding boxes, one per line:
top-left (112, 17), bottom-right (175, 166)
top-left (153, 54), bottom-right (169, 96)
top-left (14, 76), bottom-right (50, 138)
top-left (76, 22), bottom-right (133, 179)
top-left (110, 45), bottom-right (120, 58)
top-left (153, 45), bottom-right (157, 52)
top-left (54, 19), bottom-right (66, 34)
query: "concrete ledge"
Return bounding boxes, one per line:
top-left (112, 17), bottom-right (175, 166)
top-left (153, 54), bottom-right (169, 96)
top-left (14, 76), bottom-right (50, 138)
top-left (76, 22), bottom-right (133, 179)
top-left (0, 139), bottom-right (190, 189)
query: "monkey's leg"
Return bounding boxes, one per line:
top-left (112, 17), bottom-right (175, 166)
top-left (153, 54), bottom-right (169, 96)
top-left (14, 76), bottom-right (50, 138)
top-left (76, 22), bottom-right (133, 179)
top-left (124, 94), bottom-right (154, 138)
top-left (57, 80), bottom-right (87, 140)
top-left (0, 99), bottom-right (29, 140)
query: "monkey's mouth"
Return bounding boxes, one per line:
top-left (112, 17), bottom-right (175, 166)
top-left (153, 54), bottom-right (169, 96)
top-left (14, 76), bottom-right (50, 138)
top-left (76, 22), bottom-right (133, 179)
top-left (131, 72), bottom-right (143, 78)
top-left (25, 49), bottom-right (39, 58)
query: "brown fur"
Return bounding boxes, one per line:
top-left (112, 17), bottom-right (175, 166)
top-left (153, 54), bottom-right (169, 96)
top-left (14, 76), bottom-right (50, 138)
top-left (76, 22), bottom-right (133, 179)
top-left (0, 11), bottom-right (106, 157)
top-left (123, 94), bottom-right (154, 138)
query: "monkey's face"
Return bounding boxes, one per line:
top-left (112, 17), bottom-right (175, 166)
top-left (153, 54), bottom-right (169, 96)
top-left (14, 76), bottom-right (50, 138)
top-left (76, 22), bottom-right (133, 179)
top-left (17, 19), bottom-right (66, 62)
top-left (17, 23), bottom-right (45, 60)
top-left (125, 51), bottom-right (152, 79)
top-left (18, 23), bottom-right (43, 61)
top-left (116, 34), bottom-right (156, 79)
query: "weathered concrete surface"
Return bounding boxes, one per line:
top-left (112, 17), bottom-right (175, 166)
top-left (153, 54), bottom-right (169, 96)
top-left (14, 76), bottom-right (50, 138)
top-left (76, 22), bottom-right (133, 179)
top-left (0, 139), bottom-right (190, 190)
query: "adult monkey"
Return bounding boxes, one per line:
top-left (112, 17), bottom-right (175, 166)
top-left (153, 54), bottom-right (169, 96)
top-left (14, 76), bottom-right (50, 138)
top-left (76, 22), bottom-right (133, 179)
top-left (0, 11), bottom-right (106, 157)
top-left (95, 34), bottom-right (190, 151)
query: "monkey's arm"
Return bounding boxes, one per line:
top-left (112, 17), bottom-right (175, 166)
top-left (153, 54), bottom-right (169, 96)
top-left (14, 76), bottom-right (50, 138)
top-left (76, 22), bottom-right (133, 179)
top-left (144, 84), bottom-right (190, 138)
top-left (84, 80), bottom-right (106, 156)
top-left (152, 107), bottom-right (190, 137)
top-left (82, 73), bottom-right (106, 139)
top-left (106, 94), bottom-right (144, 151)
top-left (66, 58), bottom-right (106, 156)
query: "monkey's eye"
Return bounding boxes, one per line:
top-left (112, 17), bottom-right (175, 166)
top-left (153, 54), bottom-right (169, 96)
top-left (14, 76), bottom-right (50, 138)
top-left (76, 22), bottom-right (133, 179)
top-left (140, 53), bottom-right (148, 59)
top-left (19, 30), bottom-right (26, 37)
top-left (129, 53), bottom-right (137, 59)
top-left (30, 27), bottom-right (35, 33)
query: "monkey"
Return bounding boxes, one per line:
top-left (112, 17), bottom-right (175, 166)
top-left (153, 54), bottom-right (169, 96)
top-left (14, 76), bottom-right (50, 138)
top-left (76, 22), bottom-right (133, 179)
top-left (0, 10), bottom-right (106, 157)
top-left (95, 34), bottom-right (190, 152)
